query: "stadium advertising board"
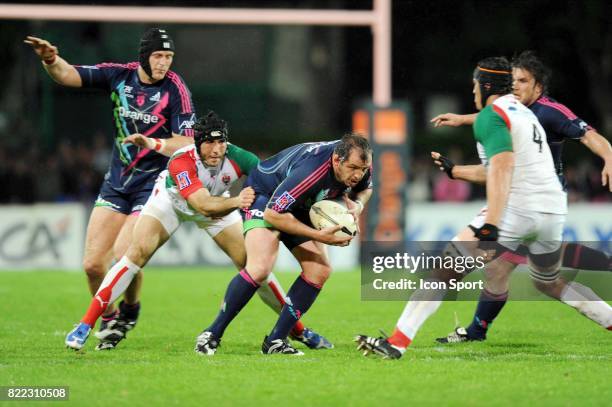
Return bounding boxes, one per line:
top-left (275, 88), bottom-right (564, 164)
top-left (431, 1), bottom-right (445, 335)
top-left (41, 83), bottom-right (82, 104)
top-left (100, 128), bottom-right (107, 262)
top-left (0, 204), bottom-right (85, 270)
top-left (0, 203), bottom-right (608, 270)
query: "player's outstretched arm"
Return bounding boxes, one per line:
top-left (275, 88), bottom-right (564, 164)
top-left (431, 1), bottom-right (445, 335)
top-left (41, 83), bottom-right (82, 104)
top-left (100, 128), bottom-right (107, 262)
top-left (580, 130), bottom-right (612, 191)
top-left (263, 208), bottom-right (351, 246)
top-left (430, 113), bottom-right (477, 128)
top-left (188, 186), bottom-right (255, 218)
top-left (431, 151), bottom-right (486, 184)
top-left (123, 133), bottom-right (193, 157)
top-left (24, 36), bottom-right (82, 87)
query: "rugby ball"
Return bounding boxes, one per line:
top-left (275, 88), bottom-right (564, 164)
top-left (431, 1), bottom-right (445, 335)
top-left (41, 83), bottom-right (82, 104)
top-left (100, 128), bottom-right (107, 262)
top-left (309, 199), bottom-right (358, 238)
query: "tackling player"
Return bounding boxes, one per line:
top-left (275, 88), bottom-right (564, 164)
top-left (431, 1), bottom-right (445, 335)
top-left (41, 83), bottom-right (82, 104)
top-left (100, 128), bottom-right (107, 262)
top-left (26, 29), bottom-right (196, 349)
top-left (195, 134), bottom-right (373, 355)
top-left (356, 57), bottom-right (611, 359)
top-left (65, 112), bottom-right (332, 351)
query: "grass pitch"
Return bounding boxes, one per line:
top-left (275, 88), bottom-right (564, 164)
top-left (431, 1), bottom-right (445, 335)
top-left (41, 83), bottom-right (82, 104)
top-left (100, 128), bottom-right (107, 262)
top-left (1, 269), bottom-right (610, 406)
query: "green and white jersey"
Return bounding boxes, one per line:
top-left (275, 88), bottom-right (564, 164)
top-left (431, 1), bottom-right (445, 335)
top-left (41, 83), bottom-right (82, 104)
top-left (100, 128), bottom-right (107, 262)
top-left (163, 143), bottom-right (259, 219)
top-left (473, 94), bottom-right (567, 215)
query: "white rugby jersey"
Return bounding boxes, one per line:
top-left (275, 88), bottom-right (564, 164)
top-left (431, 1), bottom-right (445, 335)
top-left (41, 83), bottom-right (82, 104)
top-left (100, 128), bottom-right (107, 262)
top-left (473, 94), bottom-right (567, 214)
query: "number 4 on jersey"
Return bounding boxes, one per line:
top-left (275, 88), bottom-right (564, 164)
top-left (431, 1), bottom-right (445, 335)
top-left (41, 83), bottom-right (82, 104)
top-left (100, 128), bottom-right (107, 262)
top-left (532, 124), bottom-right (543, 153)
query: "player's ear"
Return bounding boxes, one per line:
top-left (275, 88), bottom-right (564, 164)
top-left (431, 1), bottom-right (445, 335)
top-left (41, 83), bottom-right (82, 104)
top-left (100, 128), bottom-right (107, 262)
top-left (332, 153), bottom-right (341, 165)
top-left (535, 82), bottom-right (543, 97)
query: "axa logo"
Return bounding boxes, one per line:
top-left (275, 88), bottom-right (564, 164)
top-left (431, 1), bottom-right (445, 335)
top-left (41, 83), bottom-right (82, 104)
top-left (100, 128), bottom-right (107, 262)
top-left (117, 106), bottom-right (159, 124)
top-left (179, 120), bottom-right (195, 130)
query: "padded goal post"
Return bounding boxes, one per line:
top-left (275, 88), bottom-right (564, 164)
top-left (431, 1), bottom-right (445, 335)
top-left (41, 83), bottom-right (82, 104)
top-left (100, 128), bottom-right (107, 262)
top-left (353, 102), bottom-right (410, 242)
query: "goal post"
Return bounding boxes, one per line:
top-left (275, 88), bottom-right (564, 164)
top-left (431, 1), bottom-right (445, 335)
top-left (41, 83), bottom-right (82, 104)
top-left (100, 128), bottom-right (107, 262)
top-left (0, 0), bottom-right (391, 106)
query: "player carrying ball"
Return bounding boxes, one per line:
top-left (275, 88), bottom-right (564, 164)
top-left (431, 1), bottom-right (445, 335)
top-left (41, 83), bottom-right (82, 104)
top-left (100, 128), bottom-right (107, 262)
top-left (196, 134), bottom-right (373, 355)
top-left (65, 112), bottom-right (331, 351)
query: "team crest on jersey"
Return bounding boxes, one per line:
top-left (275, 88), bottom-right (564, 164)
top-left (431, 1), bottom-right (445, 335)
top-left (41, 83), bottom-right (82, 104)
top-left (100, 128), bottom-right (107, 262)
top-left (150, 92), bottom-right (161, 102)
top-left (272, 191), bottom-right (295, 211)
top-left (177, 171), bottom-right (192, 190)
top-left (136, 94), bottom-right (146, 107)
top-left (222, 173), bottom-right (231, 185)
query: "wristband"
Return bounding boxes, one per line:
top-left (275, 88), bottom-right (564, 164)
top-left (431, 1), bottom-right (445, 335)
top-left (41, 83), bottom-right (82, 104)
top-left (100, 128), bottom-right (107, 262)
top-left (475, 223), bottom-right (499, 241)
top-left (151, 138), bottom-right (166, 152)
top-left (435, 154), bottom-right (455, 179)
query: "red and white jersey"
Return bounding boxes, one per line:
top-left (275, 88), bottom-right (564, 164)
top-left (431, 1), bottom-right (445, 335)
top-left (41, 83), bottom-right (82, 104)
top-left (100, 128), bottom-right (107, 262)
top-left (162, 143), bottom-right (258, 218)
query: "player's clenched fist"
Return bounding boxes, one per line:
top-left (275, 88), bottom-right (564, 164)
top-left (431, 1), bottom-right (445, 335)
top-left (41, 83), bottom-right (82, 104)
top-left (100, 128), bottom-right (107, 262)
top-left (237, 187), bottom-right (255, 209)
top-left (123, 134), bottom-right (153, 149)
top-left (24, 36), bottom-right (58, 64)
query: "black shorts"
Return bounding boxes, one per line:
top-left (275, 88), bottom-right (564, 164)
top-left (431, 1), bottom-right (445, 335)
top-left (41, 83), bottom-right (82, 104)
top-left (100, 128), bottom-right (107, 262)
top-left (94, 180), bottom-right (153, 215)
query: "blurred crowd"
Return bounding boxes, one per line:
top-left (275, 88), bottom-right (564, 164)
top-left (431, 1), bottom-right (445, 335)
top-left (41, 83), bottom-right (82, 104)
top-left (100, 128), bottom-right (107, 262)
top-left (408, 147), bottom-right (611, 203)
top-left (0, 133), bottom-right (110, 204)
top-left (0, 137), bottom-right (609, 205)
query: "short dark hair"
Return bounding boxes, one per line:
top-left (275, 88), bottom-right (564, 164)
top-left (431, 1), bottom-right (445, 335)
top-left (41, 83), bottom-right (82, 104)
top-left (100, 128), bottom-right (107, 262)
top-left (334, 133), bottom-right (372, 162)
top-left (511, 50), bottom-right (551, 94)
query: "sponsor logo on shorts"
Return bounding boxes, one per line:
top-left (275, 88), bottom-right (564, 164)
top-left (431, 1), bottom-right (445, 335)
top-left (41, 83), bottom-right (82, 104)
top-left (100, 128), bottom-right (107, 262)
top-left (246, 209), bottom-right (264, 219)
top-left (272, 191), bottom-right (295, 212)
top-left (94, 196), bottom-right (121, 210)
top-left (177, 171), bottom-right (192, 190)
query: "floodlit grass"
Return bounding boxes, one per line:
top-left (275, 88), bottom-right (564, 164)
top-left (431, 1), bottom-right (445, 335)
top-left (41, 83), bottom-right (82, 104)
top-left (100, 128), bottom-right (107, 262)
top-left (1, 269), bottom-right (610, 406)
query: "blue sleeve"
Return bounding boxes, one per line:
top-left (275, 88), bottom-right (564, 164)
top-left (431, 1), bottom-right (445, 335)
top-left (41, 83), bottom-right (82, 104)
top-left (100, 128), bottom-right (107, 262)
top-left (74, 64), bottom-right (116, 89)
top-left (167, 72), bottom-right (196, 137)
top-left (539, 104), bottom-right (591, 141)
top-left (266, 159), bottom-right (331, 213)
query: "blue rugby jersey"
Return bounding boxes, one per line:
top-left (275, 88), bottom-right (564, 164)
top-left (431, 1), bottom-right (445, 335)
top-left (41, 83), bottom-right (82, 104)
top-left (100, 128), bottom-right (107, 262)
top-left (75, 62), bottom-right (196, 193)
top-left (246, 141), bottom-right (373, 213)
top-left (529, 96), bottom-right (593, 177)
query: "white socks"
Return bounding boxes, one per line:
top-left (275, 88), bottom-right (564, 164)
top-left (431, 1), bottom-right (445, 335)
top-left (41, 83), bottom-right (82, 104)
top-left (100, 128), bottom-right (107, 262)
top-left (256, 272), bottom-right (286, 314)
top-left (394, 282), bottom-right (447, 342)
top-left (559, 281), bottom-right (612, 329)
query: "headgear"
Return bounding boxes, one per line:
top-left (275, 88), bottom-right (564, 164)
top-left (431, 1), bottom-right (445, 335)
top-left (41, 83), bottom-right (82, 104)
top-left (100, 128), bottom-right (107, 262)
top-left (473, 57), bottom-right (512, 108)
top-left (139, 28), bottom-right (175, 79)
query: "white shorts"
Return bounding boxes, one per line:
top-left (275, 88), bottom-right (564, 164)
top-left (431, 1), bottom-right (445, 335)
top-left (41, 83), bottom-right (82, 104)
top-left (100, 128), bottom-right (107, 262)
top-left (466, 205), bottom-right (565, 255)
top-left (140, 179), bottom-right (241, 238)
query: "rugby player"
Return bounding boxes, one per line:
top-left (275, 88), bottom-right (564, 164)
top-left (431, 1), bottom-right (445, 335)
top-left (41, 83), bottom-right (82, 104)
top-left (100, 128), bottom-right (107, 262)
top-left (26, 29), bottom-right (196, 348)
top-left (356, 56), bottom-right (611, 359)
top-left (432, 51), bottom-right (612, 343)
top-left (65, 112), bottom-right (332, 351)
top-left (195, 134), bottom-right (373, 355)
